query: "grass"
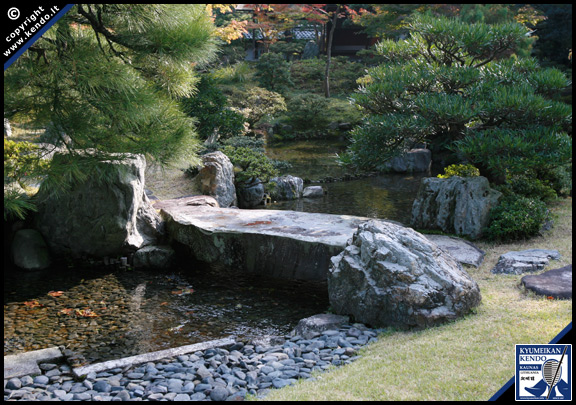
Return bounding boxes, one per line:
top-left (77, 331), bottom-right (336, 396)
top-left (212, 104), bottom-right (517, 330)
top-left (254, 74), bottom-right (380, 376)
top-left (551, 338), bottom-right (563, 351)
top-left (257, 197), bottom-right (572, 401)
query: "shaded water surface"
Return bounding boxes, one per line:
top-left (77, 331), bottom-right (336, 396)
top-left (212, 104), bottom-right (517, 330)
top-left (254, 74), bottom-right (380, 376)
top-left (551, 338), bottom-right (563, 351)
top-left (265, 139), bottom-right (433, 224)
top-left (4, 263), bottom-right (328, 365)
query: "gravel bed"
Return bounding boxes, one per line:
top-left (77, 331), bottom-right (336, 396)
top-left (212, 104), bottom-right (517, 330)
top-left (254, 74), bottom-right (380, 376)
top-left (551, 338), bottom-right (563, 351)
top-left (4, 324), bottom-right (380, 401)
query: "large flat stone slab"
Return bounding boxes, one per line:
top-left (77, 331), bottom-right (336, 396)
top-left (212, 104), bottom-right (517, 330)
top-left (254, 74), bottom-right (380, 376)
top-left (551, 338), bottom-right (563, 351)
top-left (4, 347), bottom-right (63, 379)
top-left (424, 234), bottom-right (485, 268)
top-left (521, 265), bottom-right (572, 299)
top-left (160, 205), bottom-right (372, 280)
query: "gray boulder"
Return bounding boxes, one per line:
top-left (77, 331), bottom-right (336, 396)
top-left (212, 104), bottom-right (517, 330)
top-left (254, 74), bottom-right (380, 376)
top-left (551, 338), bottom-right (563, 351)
top-left (291, 314), bottom-right (350, 339)
top-left (491, 249), bottom-right (561, 275)
top-left (35, 153), bottom-right (162, 258)
top-left (328, 220), bottom-right (482, 329)
top-left (133, 245), bottom-right (176, 269)
top-left (237, 179), bottom-right (265, 208)
top-left (11, 229), bottom-right (51, 270)
top-left (411, 176), bottom-right (502, 240)
top-left (302, 186), bottom-right (324, 198)
top-left (196, 151), bottom-right (236, 208)
top-left (269, 175), bottom-right (303, 201)
top-left (382, 148), bottom-right (432, 173)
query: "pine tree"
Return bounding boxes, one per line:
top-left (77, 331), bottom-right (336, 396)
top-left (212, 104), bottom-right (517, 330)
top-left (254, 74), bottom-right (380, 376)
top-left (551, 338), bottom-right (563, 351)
top-left (344, 13), bottom-right (572, 185)
top-left (4, 4), bottom-right (218, 216)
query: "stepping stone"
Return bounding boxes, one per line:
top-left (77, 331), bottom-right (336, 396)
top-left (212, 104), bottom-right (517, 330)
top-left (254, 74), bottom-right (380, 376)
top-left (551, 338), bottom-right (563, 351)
top-left (521, 265), bottom-right (572, 299)
top-left (425, 235), bottom-right (485, 268)
top-left (4, 347), bottom-right (63, 379)
top-left (490, 249), bottom-right (561, 275)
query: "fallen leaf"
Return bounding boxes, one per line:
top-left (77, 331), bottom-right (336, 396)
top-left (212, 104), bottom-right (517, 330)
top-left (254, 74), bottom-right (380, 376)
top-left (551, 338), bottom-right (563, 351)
top-left (160, 302), bottom-right (169, 306)
top-left (171, 288), bottom-right (195, 296)
top-left (59, 308), bottom-right (74, 315)
top-left (47, 291), bottom-right (64, 297)
top-left (24, 300), bottom-right (43, 308)
top-left (75, 308), bottom-right (98, 318)
top-left (169, 324), bottom-right (185, 332)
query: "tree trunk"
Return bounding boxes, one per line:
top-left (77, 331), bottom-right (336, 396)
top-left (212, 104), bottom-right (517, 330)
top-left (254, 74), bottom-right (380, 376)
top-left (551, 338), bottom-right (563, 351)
top-left (324, 6), bottom-right (340, 98)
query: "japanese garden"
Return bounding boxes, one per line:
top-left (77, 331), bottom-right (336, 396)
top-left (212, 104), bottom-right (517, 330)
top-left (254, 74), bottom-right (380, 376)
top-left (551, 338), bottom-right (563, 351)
top-left (3, 4), bottom-right (572, 401)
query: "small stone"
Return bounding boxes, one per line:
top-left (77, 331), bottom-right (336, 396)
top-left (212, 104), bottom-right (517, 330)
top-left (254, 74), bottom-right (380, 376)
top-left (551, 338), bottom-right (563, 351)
top-left (93, 380), bottom-right (111, 392)
top-left (195, 365), bottom-right (212, 380)
top-left (6, 378), bottom-right (22, 390)
top-left (174, 393), bottom-right (191, 401)
top-left (210, 386), bottom-right (230, 401)
top-left (39, 363), bottom-right (58, 371)
top-left (73, 392), bottom-right (92, 401)
top-left (260, 365), bottom-right (275, 374)
top-left (133, 389), bottom-right (145, 397)
top-left (272, 378), bottom-right (294, 389)
top-left (33, 375), bottom-right (50, 385)
top-left (190, 392), bottom-right (206, 401)
top-left (194, 383), bottom-right (212, 392)
top-left (346, 327), bottom-right (362, 338)
top-left (19, 375), bottom-right (34, 387)
top-left (147, 393), bottom-right (165, 400)
top-left (114, 390), bottom-right (131, 401)
top-left (149, 384), bottom-right (168, 394)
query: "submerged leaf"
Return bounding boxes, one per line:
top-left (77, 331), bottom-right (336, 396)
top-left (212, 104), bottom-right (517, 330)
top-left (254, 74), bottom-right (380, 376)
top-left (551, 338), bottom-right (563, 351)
top-left (171, 287), bottom-right (195, 296)
top-left (75, 308), bottom-right (99, 318)
top-left (23, 300), bottom-right (43, 308)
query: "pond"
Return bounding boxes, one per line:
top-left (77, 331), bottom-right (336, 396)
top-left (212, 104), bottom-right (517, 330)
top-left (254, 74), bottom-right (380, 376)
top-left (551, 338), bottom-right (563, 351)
top-left (3, 262), bottom-right (328, 366)
top-left (5, 139), bottom-right (431, 365)
top-left (265, 139), bottom-right (434, 224)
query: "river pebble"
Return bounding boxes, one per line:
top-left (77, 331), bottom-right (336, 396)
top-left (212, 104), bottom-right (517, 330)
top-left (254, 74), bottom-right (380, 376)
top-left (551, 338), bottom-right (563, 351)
top-left (4, 323), bottom-right (382, 401)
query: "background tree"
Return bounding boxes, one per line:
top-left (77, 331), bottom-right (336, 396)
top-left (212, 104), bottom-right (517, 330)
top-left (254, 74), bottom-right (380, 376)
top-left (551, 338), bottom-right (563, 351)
top-left (531, 4), bottom-right (573, 70)
top-left (344, 13), bottom-right (572, 186)
top-left (4, 4), bottom-right (218, 215)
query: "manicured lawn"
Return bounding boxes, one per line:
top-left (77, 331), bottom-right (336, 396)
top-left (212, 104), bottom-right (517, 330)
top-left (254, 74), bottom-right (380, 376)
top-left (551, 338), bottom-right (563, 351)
top-left (258, 198), bottom-right (572, 401)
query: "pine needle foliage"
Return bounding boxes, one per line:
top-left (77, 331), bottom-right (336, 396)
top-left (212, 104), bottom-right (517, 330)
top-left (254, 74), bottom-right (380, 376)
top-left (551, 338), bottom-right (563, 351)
top-left (4, 4), bottom-right (218, 211)
top-left (344, 13), bottom-right (572, 185)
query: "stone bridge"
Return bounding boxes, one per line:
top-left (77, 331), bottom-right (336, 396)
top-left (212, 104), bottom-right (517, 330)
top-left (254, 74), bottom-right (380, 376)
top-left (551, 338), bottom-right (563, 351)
top-left (158, 199), bottom-right (373, 280)
top-left (157, 197), bottom-right (484, 281)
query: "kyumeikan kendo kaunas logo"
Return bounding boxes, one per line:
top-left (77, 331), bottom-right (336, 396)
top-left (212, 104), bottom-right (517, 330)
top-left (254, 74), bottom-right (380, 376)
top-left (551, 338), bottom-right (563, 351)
top-left (516, 344), bottom-right (572, 401)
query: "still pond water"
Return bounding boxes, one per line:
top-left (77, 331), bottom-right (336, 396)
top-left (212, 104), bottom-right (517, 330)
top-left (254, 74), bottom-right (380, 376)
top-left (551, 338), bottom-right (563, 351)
top-left (4, 140), bottom-right (431, 364)
top-left (265, 139), bottom-right (433, 225)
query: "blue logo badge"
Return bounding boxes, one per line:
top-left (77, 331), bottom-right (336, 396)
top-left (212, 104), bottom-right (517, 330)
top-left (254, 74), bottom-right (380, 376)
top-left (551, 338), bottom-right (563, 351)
top-left (516, 344), bottom-right (572, 401)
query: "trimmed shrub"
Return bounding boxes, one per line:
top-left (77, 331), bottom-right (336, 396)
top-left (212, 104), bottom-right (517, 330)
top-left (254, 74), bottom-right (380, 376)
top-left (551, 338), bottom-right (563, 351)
top-left (227, 86), bottom-right (287, 128)
top-left (221, 145), bottom-right (278, 185)
top-left (498, 174), bottom-right (558, 202)
top-left (437, 164), bottom-right (480, 179)
top-left (485, 195), bottom-right (549, 241)
top-left (255, 52), bottom-right (293, 93)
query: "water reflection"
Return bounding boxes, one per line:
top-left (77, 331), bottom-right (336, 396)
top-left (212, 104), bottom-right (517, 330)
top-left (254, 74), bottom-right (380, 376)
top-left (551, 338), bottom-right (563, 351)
top-left (265, 140), bottom-right (433, 224)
